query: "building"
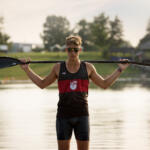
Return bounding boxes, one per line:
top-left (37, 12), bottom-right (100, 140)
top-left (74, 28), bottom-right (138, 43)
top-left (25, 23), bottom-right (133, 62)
top-left (0, 44), bottom-right (8, 53)
top-left (11, 43), bottom-right (32, 52)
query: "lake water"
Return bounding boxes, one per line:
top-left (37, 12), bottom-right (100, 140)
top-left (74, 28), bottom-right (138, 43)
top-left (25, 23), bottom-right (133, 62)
top-left (0, 83), bottom-right (150, 150)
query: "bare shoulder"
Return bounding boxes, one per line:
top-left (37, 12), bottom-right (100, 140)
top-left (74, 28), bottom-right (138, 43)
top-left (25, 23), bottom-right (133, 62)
top-left (53, 63), bottom-right (60, 69)
top-left (85, 62), bottom-right (95, 71)
top-left (53, 63), bottom-right (61, 77)
top-left (85, 62), bottom-right (96, 77)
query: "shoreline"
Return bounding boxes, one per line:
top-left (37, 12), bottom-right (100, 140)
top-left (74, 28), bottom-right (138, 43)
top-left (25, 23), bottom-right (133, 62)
top-left (1, 78), bottom-right (150, 90)
top-left (1, 77), bottom-right (150, 85)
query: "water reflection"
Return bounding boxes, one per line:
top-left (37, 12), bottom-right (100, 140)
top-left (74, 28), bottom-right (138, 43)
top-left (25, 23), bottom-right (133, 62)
top-left (0, 84), bottom-right (150, 149)
top-left (90, 108), bottom-right (124, 150)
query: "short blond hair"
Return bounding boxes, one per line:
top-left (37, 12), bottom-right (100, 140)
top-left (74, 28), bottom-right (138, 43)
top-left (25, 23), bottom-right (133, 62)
top-left (66, 35), bottom-right (82, 46)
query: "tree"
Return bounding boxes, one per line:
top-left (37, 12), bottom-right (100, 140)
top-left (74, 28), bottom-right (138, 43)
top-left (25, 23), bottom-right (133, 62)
top-left (90, 13), bottom-right (110, 49)
top-left (146, 18), bottom-right (150, 35)
top-left (138, 18), bottom-right (150, 47)
top-left (108, 16), bottom-right (124, 48)
top-left (0, 17), bottom-right (3, 31)
top-left (0, 16), bottom-right (10, 44)
top-left (75, 19), bottom-right (93, 51)
top-left (41, 15), bottom-right (71, 51)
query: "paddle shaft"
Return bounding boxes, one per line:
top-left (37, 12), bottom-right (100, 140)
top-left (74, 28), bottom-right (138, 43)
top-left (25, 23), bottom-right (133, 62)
top-left (1, 56), bottom-right (150, 69)
top-left (24, 60), bottom-right (150, 66)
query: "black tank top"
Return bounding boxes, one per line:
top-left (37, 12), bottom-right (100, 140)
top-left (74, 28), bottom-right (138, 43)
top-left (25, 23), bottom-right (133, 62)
top-left (57, 61), bottom-right (89, 118)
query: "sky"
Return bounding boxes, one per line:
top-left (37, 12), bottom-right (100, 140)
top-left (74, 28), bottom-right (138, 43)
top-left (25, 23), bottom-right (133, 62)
top-left (0, 0), bottom-right (150, 46)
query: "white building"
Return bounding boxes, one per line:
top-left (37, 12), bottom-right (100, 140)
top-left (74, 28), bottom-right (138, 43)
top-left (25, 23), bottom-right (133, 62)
top-left (11, 43), bottom-right (32, 52)
top-left (0, 44), bottom-right (8, 53)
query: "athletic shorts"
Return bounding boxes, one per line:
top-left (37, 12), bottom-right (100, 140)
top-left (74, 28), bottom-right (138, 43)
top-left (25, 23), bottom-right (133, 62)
top-left (56, 116), bottom-right (89, 141)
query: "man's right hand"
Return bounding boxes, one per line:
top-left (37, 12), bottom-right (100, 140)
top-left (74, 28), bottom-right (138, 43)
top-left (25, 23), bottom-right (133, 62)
top-left (19, 58), bottom-right (30, 71)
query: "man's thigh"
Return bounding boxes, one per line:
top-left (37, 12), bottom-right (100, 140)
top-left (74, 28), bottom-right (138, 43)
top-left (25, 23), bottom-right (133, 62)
top-left (74, 116), bottom-right (90, 141)
top-left (56, 117), bottom-right (73, 140)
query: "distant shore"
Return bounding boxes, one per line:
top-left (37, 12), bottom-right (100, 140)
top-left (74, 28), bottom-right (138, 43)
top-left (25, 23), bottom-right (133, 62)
top-left (1, 77), bottom-right (150, 90)
top-left (1, 51), bottom-right (149, 90)
top-left (0, 52), bottom-right (143, 80)
top-left (1, 77), bottom-right (150, 85)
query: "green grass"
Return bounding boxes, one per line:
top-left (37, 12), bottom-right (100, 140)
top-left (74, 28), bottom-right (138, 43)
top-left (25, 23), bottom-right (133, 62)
top-left (0, 51), bottom-right (141, 80)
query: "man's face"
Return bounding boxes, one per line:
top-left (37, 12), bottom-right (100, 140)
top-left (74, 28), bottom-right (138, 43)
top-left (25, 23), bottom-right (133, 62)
top-left (66, 44), bottom-right (81, 59)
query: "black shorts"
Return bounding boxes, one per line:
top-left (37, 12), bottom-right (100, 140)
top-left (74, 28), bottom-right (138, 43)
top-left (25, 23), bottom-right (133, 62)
top-left (56, 116), bottom-right (89, 141)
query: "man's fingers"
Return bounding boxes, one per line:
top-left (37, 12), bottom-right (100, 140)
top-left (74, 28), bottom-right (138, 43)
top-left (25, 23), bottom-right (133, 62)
top-left (119, 59), bottom-right (129, 64)
top-left (19, 58), bottom-right (26, 63)
top-left (19, 58), bottom-right (29, 66)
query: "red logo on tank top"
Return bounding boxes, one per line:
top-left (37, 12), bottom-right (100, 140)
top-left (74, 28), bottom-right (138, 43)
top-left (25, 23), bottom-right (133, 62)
top-left (70, 80), bottom-right (77, 90)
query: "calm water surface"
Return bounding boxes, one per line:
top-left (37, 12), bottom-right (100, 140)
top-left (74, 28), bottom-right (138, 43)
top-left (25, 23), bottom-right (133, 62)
top-left (0, 84), bottom-right (150, 150)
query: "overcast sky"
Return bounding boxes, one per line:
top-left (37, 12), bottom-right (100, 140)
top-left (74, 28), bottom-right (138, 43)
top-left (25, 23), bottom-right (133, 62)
top-left (0, 0), bottom-right (150, 46)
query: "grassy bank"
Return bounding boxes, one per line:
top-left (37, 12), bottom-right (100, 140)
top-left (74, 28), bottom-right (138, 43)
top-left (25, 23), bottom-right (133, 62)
top-left (0, 52), bottom-right (141, 81)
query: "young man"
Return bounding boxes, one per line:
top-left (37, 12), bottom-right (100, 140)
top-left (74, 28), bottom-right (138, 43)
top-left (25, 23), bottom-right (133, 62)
top-left (20, 35), bottom-right (129, 150)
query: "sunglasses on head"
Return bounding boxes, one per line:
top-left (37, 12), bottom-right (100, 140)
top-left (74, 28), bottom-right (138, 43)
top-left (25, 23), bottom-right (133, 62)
top-left (67, 47), bottom-right (80, 53)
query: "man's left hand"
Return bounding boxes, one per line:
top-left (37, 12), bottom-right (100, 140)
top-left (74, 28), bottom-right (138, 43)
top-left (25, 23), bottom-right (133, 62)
top-left (118, 59), bottom-right (130, 71)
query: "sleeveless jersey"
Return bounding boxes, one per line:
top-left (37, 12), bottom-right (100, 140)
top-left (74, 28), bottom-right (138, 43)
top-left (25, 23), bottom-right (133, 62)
top-left (57, 61), bottom-right (89, 118)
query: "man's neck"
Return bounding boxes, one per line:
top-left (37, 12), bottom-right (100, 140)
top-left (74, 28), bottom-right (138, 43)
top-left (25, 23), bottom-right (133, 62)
top-left (67, 58), bottom-right (80, 66)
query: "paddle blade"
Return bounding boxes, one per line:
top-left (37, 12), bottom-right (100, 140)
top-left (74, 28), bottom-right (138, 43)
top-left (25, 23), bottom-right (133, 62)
top-left (0, 57), bottom-right (23, 69)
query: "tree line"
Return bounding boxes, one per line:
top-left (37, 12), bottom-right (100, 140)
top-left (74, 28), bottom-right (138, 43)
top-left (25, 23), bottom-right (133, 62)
top-left (40, 13), bottom-right (131, 52)
top-left (1, 12), bottom-right (150, 53)
top-left (0, 17), bottom-right (10, 45)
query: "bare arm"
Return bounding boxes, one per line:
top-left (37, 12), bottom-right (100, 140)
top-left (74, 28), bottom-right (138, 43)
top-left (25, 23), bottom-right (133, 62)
top-left (87, 60), bottom-right (129, 89)
top-left (20, 58), bottom-right (59, 89)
